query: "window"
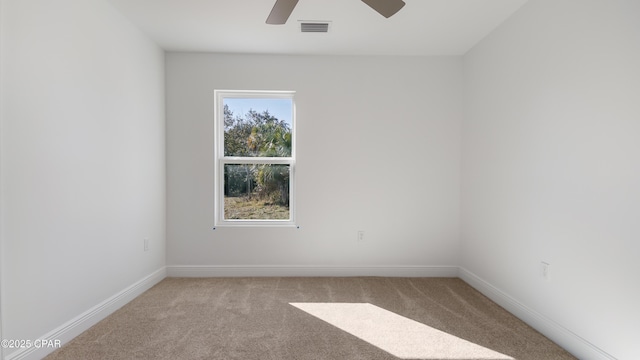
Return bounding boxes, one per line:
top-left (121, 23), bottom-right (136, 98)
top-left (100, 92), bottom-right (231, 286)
top-left (214, 90), bottom-right (296, 226)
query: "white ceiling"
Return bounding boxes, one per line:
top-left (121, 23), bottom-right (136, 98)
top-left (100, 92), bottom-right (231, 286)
top-left (106, 0), bottom-right (528, 56)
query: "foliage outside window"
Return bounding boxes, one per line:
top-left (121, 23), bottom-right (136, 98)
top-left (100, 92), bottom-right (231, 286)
top-left (214, 90), bottom-right (295, 226)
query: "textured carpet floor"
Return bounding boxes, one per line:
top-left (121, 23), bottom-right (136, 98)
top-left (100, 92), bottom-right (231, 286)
top-left (46, 277), bottom-right (576, 360)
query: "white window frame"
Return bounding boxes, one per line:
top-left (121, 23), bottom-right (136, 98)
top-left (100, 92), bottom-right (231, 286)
top-left (214, 90), bottom-right (296, 227)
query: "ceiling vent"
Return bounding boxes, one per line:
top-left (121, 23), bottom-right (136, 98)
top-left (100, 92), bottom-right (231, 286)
top-left (300, 22), bottom-right (330, 33)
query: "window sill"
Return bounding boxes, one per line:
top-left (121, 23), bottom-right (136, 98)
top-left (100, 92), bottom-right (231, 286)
top-left (213, 224), bottom-right (300, 230)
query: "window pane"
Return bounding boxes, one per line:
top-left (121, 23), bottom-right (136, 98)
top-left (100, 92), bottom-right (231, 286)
top-left (223, 98), bottom-right (293, 157)
top-left (224, 164), bottom-right (290, 220)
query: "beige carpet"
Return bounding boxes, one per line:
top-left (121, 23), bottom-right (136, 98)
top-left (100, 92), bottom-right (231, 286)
top-left (46, 277), bottom-right (576, 360)
top-left (290, 302), bottom-right (515, 359)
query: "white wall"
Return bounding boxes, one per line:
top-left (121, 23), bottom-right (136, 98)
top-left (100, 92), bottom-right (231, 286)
top-left (0, 0), bottom-right (165, 356)
top-left (166, 54), bottom-right (462, 271)
top-left (462, 0), bottom-right (640, 359)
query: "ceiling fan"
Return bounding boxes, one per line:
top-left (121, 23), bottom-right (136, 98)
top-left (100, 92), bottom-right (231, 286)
top-left (266, 0), bottom-right (406, 25)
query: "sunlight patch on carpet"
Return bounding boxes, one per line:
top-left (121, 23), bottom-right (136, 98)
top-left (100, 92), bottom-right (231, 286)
top-left (290, 303), bottom-right (514, 360)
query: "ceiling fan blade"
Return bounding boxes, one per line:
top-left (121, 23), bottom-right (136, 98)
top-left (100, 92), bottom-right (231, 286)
top-left (266, 0), bottom-right (299, 25)
top-left (361, 0), bottom-right (406, 18)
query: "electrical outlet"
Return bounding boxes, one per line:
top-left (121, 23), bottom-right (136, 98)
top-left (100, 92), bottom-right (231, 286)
top-left (540, 261), bottom-right (550, 280)
top-left (357, 231), bottom-right (365, 242)
top-left (144, 238), bottom-right (149, 252)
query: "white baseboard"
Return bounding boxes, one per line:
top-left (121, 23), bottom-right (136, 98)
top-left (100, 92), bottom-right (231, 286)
top-left (457, 267), bottom-right (616, 360)
top-left (166, 265), bottom-right (459, 278)
top-left (5, 267), bottom-right (167, 360)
